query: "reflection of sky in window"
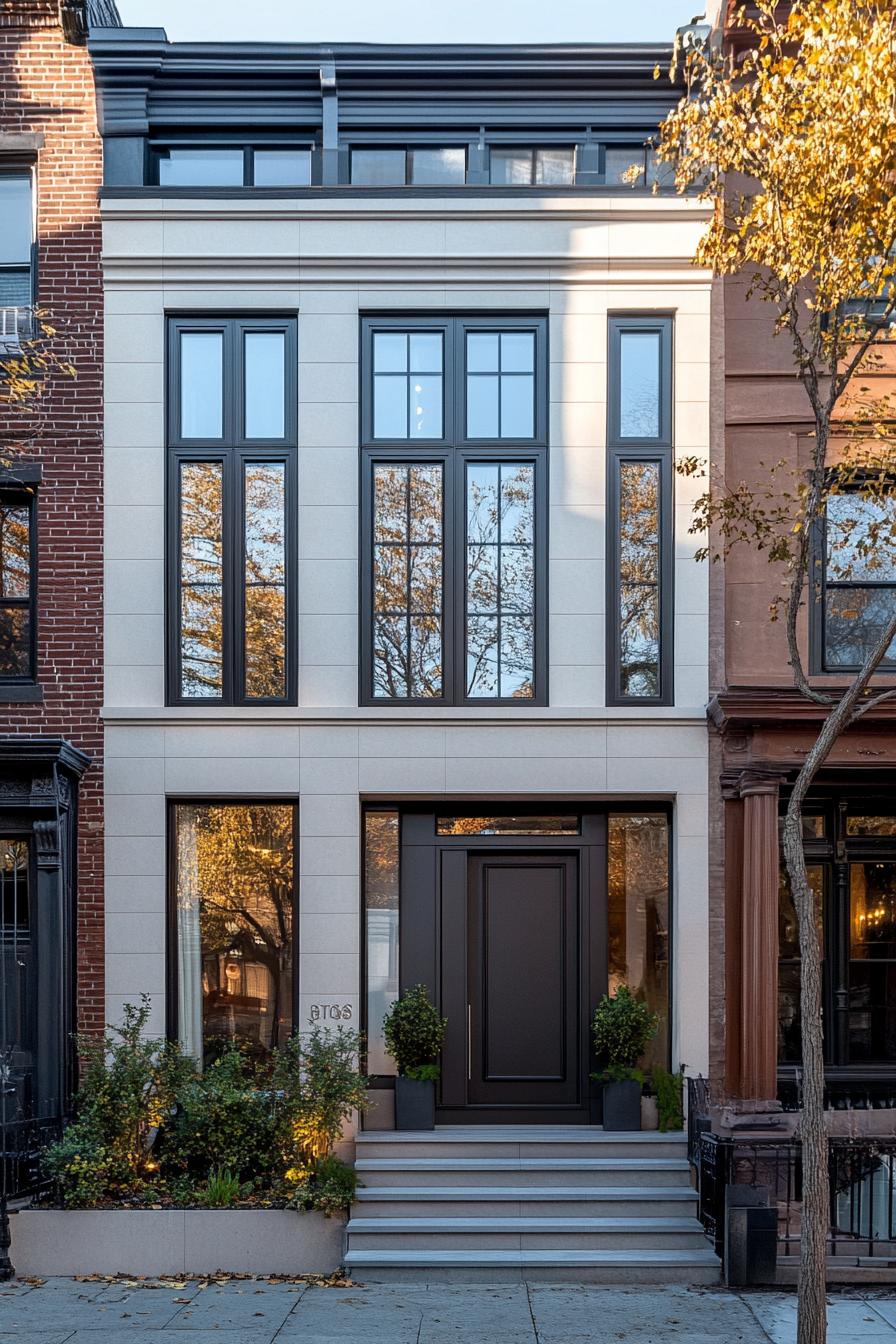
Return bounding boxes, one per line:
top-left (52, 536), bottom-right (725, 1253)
top-left (373, 332), bottom-right (443, 438)
top-left (826, 494), bottom-right (896, 582)
top-left (244, 332), bottom-right (285, 438)
top-left (160, 149), bottom-right (244, 187)
top-left (0, 176), bottom-right (31, 264)
top-left (619, 331), bottom-right (660, 438)
top-left (466, 331), bottom-right (535, 438)
top-left (180, 332), bottom-right (223, 438)
top-left (466, 462), bottom-right (535, 698)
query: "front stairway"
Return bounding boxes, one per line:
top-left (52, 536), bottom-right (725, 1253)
top-left (346, 1127), bottom-right (720, 1282)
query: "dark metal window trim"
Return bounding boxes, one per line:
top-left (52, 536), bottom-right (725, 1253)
top-left (165, 797), bottom-right (301, 1052)
top-left (149, 143), bottom-right (315, 188)
top-left (0, 484), bottom-right (38, 685)
top-left (487, 145), bottom-right (578, 186)
top-left (166, 316), bottom-right (298, 706)
top-left (810, 492), bottom-right (896, 677)
top-left (359, 314), bottom-right (548, 707)
top-left (606, 315), bottom-right (675, 707)
top-left (349, 145), bottom-right (469, 187)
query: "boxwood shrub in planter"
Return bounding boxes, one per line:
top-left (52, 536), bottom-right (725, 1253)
top-left (591, 985), bottom-right (659, 1132)
top-left (383, 985), bottom-right (447, 1131)
top-left (31, 997), bottom-right (369, 1274)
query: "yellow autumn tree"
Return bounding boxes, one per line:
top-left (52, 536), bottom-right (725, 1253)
top-left (657, 4), bottom-right (896, 1340)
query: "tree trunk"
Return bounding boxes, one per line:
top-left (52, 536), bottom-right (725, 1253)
top-left (783, 801), bottom-right (827, 1344)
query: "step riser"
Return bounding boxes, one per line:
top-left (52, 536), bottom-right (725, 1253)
top-left (357, 1168), bottom-right (691, 1189)
top-left (345, 1264), bottom-right (720, 1285)
top-left (352, 1198), bottom-right (697, 1218)
top-left (357, 1140), bottom-right (687, 1161)
top-left (348, 1232), bottom-right (711, 1252)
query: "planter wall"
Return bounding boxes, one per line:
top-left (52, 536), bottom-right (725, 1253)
top-left (10, 1209), bottom-right (345, 1277)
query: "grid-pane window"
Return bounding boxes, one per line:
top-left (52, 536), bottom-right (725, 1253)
top-left (607, 317), bottom-right (673, 705)
top-left (173, 803), bottom-right (296, 1066)
top-left (0, 491), bottom-right (35, 682)
top-left (820, 493), bottom-right (896, 670)
top-left (363, 316), bottom-right (546, 704)
top-left (466, 331), bottom-right (535, 439)
top-left (0, 174), bottom-right (33, 309)
top-left (168, 317), bottom-right (296, 705)
top-left (372, 462), bottom-right (444, 699)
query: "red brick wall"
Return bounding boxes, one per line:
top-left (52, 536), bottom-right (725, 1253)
top-left (0, 1), bottom-right (104, 1035)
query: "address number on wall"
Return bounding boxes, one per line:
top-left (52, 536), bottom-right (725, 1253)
top-left (309, 1003), bottom-right (353, 1022)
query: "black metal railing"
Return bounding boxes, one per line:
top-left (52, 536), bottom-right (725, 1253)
top-left (694, 1132), bottom-right (896, 1261)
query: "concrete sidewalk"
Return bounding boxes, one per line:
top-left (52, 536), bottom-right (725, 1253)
top-left (1, 1278), bottom-right (896, 1343)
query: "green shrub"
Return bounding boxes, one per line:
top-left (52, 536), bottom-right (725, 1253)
top-left (166, 1046), bottom-right (278, 1183)
top-left (273, 1025), bottom-right (368, 1165)
top-left (383, 985), bottom-right (447, 1078)
top-left (43, 997), bottom-right (194, 1205)
top-left (651, 1066), bottom-right (685, 1132)
top-left (287, 1154), bottom-right (359, 1217)
top-left (591, 986), bottom-right (659, 1083)
top-left (200, 1166), bottom-right (243, 1208)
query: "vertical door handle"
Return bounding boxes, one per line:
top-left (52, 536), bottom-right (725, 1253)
top-left (467, 1003), bottom-right (472, 1081)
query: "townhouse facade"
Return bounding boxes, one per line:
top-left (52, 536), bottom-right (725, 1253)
top-left (0, 0), bottom-right (111, 1152)
top-left (88, 24), bottom-right (714, 1129)
top-left (707, 0), bottom-right (896, 1115)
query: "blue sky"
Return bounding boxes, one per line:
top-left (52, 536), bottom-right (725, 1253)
top-left (114, 0), bottom-right (696, 43)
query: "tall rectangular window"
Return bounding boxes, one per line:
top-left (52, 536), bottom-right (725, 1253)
top-left (364, 810), bottom-right (400, 1076)
top-left (361, 315), bottom-right (547, 705)
top-left (0, 489), bottom-right (36, 683)
top-left (167, 317), bottom-right (297, 705)
top-left (608, 814), bottom-right (671, 1070)
top-left (172, 802), bottom-right (297, 1066)
top-left (607, 316), bottom-right (673, 705)
top-left (0, 174), bottom-right (33, 310)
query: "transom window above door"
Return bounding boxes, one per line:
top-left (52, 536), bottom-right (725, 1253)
top-left (360, 315), bottom-right (547, 705)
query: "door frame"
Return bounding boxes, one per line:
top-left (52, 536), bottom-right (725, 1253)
top-left (398, 807), bottom-right (607, 1124)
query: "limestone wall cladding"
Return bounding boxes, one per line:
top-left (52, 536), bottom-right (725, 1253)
top-left (102, 193), bottom-right (713, 1081)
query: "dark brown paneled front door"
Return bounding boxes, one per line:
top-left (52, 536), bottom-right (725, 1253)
top-left (466, 853), bottom-right (581, 1110)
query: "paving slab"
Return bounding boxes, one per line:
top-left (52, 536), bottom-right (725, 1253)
top-left (745, 1293), bottom-right (896, 1343)
top-left (162, 1283), bottom-right (299, 1332)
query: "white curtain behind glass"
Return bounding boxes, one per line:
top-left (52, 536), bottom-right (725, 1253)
top-left (176, 805), bottom-right (204, 1066)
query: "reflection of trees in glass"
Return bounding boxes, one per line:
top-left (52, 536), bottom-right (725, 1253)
top-left (244, 462), bottom-right (286, 698)
top-left (607, 815), bottom-right (669, 1069)
top-left (180, 463), bottom-right (223, 697)
top-left (618, 462), bottom-right (660, 697)
top-left (178, 460), bottom-right (287, 699)
top-left (363, 811), bottom-right (399, 1075)
top-left (0, 499), bottom-right (30, 677)
top-left (373, 463), bottom-right (443, 699)
top-left (179, 805), bottom-right (295, 1062)
top-left (824, 494), bottom-right (896, 668)
top-left (466, 462), bottom-right (535, 698)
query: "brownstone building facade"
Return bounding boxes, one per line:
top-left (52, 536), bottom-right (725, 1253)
top-left (0, 0), bottom-right (112, 1135)
top-left (709, 1), bottom-right (896, 1110)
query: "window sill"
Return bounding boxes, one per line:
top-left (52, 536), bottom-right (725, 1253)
top-left (0, 683), bottom-right (43, 703)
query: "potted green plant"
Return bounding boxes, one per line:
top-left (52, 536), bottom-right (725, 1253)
top-left (591, 985), bottom-right (659, 1131)
top-left (383, 984), bottom-right (447, 1130)
top-left (651, 1065), bottom-right (685, 1133)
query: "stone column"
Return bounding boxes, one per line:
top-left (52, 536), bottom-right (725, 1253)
top-left (739, 774), bottom-right (782, 1101)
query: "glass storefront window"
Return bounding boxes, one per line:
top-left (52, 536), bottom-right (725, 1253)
top-left (173, 803), bottom-right (296, 1066)
top-left (607, 814), bottom-right (670, 1070)
top-left (364, 810), bottom-right (400, 1075)
top-left (849, 861), bottom-right (896, 1061)
top-left (778, 864), bottom-right (824, 1064)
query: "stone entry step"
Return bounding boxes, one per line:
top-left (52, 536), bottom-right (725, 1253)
top-left (348, 1128), bottom-right (719, 1283)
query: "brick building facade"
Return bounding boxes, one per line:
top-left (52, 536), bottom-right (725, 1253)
top-left (0, 0), bottom-right (111, 1134)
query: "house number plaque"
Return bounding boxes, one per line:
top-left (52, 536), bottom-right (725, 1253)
top-left (309, 1003), bottom-right (353, 1022)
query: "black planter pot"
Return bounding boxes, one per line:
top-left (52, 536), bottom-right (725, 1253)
top-left (394, 1076), bottom-right (435, 1131)
top-left (602, 1079), bottom-right (642, 1131)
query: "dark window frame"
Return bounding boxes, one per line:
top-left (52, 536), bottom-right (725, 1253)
top-left (165, 797), bottom-right (301, 1054)
top-left (359, 313), bottom-right (548, 707)
top-left (810, 487), bottom-right (896, 676)
top-left (149, 143), bottom-right (315, 188)
top-left (349, 145), bottom-right (469, 187)
top-left (0, 165), bottom-right (36, 311)
top-left (166, 315), bottom-right (298, 707)
top-left (780, 791), bottom-right (896, 1076)
top-left (0, 484), bottom-right (37, 685)
top-left (487, 145), bottom-right (578, 186)
top-left (606, 315), bottom-right (675, 707)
